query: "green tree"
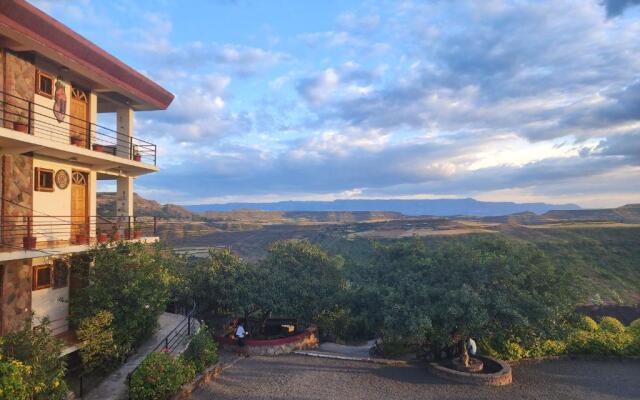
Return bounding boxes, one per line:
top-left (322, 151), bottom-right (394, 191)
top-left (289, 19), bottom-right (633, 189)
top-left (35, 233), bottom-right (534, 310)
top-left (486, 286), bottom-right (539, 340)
top-left (70, 242), bottom-right (176, 352)
top-left (365, 237), bottom-right (578, 364)
top-left (257, 240), bottom-right (345, 325)
top-left (76, 311), bottom-right (121, 374)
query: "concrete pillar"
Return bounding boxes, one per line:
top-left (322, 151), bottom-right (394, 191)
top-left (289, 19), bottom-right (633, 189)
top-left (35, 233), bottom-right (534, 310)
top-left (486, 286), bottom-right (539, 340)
top-left (88, 170), bottom-right (97, 238)
top-left (116, 176), bottom-right (133, 218)
top-left (116, 107), bottom-right (134, 159)
top-left (89, 92), bottom-right (98, 147)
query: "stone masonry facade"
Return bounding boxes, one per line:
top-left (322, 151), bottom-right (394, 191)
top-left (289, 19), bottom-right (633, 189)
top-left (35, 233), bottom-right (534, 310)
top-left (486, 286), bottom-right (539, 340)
top-left (0, 49), bottom-right (36, 334)
top-left (0, 259), bottom-right (32, 335)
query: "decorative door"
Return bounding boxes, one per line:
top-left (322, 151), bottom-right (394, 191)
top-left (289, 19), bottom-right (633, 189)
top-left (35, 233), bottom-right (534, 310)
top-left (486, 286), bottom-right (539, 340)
top-left (69, 87), bottom-right (89, 148)
top-left (71, 171), bottom-right (88, 243)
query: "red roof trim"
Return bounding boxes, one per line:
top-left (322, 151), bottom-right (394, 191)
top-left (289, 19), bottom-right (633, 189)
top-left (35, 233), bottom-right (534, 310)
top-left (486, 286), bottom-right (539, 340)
top-left (0, 0), bottom-right (174, 110)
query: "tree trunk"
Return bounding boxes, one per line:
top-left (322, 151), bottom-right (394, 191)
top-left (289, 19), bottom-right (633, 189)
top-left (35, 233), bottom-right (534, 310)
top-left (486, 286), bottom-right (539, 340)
top-left (459, 339), bottom-right (469, 367)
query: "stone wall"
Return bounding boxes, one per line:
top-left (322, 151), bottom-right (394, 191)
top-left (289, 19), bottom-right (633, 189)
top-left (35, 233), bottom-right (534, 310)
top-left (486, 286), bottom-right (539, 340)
top-left (1, 154), bottom-right (33, 248)
top-left (1, 50), bottom-right (35, 248)
top-left (0, 259), bottom-right (32, 335)
top-left (3, 50), bottom-right (35, 128)
top-left (216, 327), bottom-right (320, 356)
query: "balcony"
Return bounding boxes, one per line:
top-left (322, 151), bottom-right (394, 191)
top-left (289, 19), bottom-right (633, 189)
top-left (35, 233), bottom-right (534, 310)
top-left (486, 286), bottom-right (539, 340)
top-left (0, 91), bottom-right (158, 176)
top-left (0, 215), bottom-right (159, 262)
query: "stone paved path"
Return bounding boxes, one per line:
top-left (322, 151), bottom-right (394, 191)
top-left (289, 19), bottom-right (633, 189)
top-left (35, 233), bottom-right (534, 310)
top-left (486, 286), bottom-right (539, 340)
top-left (84, 312), bottom-right (190, 400)
top-left (192, 354), bottom-right (640, 400)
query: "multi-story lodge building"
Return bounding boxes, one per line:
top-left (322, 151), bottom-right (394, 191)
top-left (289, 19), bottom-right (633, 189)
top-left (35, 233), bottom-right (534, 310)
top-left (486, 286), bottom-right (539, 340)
top-left (0, 0), bottom-right (173, 351)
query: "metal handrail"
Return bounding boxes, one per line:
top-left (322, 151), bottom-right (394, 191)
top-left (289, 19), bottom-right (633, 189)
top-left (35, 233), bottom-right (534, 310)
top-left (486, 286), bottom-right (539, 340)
top-left (0, 89), bottom-right (157, 165)
top-left (0, 214), bottom-right (159, 250)
top-left (126, 302), bottom-right (198, 399)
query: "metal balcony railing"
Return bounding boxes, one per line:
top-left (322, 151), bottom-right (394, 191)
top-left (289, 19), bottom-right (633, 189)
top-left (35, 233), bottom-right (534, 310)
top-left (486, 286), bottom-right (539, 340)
top-left (0, 215), bottom-right (158, 251)
top-left (0, 90), bottom-right (157, 165)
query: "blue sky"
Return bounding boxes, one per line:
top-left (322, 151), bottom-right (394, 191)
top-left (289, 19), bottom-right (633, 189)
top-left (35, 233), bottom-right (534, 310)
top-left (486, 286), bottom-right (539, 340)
top-left (32, 0), bottom-right (640, 207)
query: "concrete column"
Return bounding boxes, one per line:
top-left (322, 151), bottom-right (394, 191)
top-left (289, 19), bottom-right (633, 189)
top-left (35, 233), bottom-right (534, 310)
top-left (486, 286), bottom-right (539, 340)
top-left (89, 92), bottom-right (98, 147)
top-left (88, 170), bottom-right (97, 238)
top-left (116, 176), bottom-right (134, 218)
top-left (116, 107), bottom-right (134, 159)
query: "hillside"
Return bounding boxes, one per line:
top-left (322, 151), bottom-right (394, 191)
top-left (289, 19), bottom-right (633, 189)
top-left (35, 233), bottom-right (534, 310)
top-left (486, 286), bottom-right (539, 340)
top-left (185, 198), bottom-right (581, 217)
top-left (483, 204), bottom-right (640, 224)
top-left (97, 193), bottom-right (199, 219)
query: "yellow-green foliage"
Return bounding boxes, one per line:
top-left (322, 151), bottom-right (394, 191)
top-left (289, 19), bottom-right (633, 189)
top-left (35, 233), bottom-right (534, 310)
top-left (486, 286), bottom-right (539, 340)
top-left (567, 329), bottom-right (634, 356)
top-left (128, 352), bottom-right (195, 400)
top-left (628, 319), bottom-right (640, 337)
top-left (502, 341), bottom-right (528, 360)
top-left (540, 339), bottom-right (567, 356)
top-left (0, 355), bottom-right (31, 400)
top-left (578, 316), bottom-right (599, 332)
top-left (77, 311), bottom-right (122, 373)
top-left (599, 317), bottom-right (625, 333)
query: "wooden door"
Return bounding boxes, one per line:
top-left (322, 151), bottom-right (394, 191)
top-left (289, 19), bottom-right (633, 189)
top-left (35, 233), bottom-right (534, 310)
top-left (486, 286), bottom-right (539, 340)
top-left (71, 171), bottom-right (88, 243)
top-left (70, 87), bottom-right (89, 148)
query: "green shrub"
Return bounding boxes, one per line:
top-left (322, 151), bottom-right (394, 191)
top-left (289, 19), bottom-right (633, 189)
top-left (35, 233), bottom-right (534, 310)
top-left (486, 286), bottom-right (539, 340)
top-left (540, 339), bottom-right (567, 356)
top-left (599, 317), bottom-right (625, 333)
top-left (183, 327), bottom-right (219, 373)
top-left (567, 329), bottom-right (634, 356)
top-left (628, 319), bottom-right (640, 337)
top-left (0, 356), bottom-right (31, 400)
top-left (77, 311), bottom-right (122, 374)
top-left (129, 352), bottom-right (195, 400)
top-left (578, 316), bottom-right (599, 332)
top-left (0, 321), bottom-right (68, 400)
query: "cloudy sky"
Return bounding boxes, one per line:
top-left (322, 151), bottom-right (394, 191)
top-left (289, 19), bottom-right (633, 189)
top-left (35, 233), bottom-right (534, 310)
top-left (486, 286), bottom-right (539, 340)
top-left (33, 0), bottom-right (640, 208)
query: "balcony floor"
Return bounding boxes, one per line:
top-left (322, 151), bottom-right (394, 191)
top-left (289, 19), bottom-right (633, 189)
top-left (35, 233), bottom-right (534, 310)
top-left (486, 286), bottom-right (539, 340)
top-left (0, 236), bottom-right (159, 262)
top-left (0, 126), bottom-right (158, 176)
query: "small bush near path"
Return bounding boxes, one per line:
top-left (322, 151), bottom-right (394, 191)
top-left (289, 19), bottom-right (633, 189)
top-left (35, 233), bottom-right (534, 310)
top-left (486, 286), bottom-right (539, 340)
top-left (0, 352), bottom-right (31, 400)
top-left (182, 326), bottom-right (219, 373)
top-left (0, 321), bottom-right (68, 400)
top-left (128, 352), bottom-right (195, 400)
top-left (481, 316), bottom-right (640, 360)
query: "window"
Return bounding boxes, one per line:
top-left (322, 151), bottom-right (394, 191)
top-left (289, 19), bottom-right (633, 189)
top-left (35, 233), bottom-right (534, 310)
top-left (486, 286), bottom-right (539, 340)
top-left (34, 167), bottom-right (54, 192)
top-left (36, 70), bottom-right (54, 98)
top-left (33, 265), bottom-right (52, 290)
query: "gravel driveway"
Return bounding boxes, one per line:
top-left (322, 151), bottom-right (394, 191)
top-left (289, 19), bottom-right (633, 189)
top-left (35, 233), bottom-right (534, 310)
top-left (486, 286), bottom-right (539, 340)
top-left (192, 354), bottom-right (640, 400)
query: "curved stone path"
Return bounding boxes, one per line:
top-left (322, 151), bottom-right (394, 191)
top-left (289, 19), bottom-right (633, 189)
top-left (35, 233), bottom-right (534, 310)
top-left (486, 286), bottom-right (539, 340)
top-left (192, 354), bottom-right (640, 400)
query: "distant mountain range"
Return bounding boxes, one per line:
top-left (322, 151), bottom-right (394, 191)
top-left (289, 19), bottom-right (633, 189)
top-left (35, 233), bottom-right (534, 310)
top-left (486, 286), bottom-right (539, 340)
top-left (184, 198), bottom-right (581, 217)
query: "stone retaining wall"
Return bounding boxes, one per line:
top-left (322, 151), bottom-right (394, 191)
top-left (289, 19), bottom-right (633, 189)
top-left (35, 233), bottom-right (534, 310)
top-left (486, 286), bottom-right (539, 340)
top-left (427, 356), bottom-right (512, 386)
top-left (215, 326), bottom-right (319, 356)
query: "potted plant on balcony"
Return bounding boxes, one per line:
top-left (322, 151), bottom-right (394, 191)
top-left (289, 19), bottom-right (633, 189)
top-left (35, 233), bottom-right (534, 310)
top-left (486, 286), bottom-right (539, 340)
top-left (92, 143), bottom-right (105, 153)
top-left (97, 229), bottom-right (109, 243)
top-left (111, 224), bottom-right (121, 241)
top-left (70, 134), bottom-right (84, 147)
top-left (23, 235), bottom-right (37, 250)
top-left (133, 146), bottom-right (142, 162)
top-left (134, 222), bottom-right (143, 239)
top-left (13, 111), bottom-right (29, 133)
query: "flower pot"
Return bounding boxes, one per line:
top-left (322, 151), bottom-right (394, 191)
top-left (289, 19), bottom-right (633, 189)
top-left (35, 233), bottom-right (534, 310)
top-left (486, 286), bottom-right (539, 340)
top-left (74, 234), bottom-right (88, 245)
top-left (92, 144), bottom-right (105, 152)
top-left (23, 236), bottom-right (37, 250)
top-left (112, 232), bottom-right (121, 241)
top-left (97, 232), bottom-right (109, 243)
top-left (13, 122), bottom-right (29, 133)
top-left (133, 154), bottom-right (142, 162)
top-left (134, 229), bottom-right (143, 239)
top-left (70, 137), bottom-right (83, 147)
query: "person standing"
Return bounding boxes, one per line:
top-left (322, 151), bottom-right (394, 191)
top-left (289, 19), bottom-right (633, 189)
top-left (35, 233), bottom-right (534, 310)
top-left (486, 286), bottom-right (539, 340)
top-left (236, 320), bottom-right (248, 357)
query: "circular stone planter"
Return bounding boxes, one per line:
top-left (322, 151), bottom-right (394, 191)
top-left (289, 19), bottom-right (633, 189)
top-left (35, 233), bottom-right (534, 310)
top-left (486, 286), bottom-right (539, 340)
top-left (427, 355), bottom-right (512, 386)
top-left (215, 326), bottom-right (319, 356)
